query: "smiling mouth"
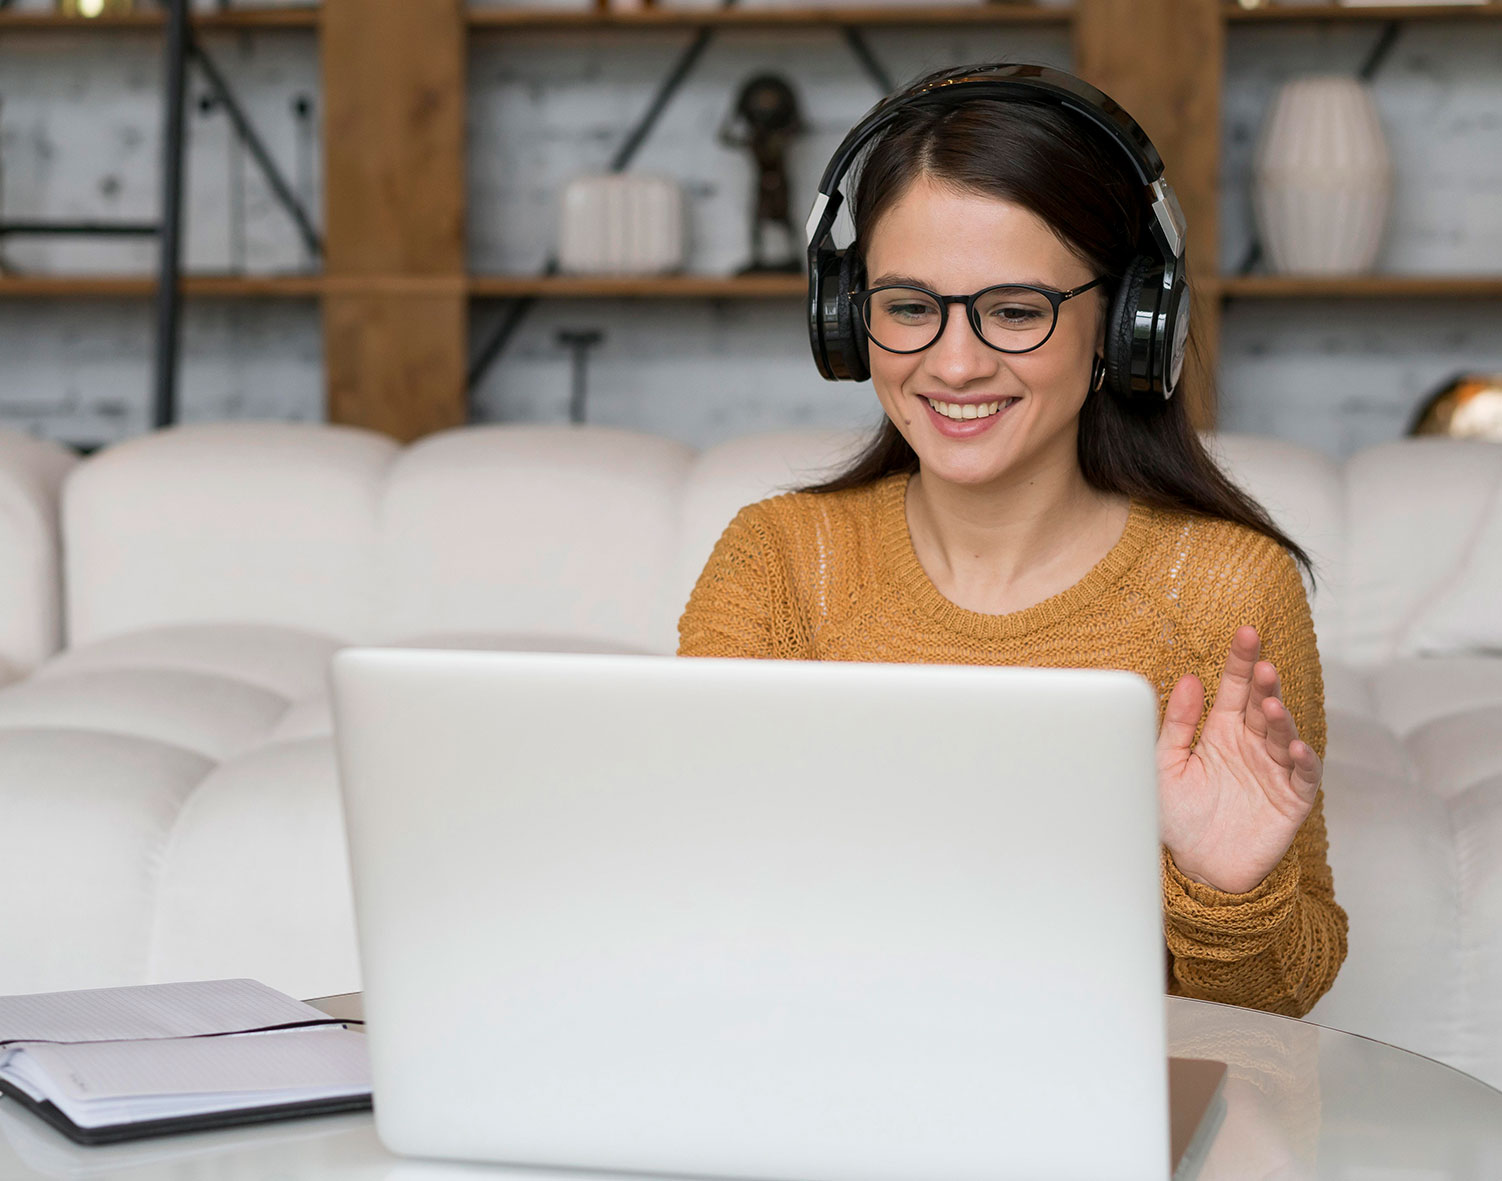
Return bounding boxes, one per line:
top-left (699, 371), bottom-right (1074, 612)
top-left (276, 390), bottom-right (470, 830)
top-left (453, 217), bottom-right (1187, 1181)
top-left (924, 396), bottom-right (1020, 421)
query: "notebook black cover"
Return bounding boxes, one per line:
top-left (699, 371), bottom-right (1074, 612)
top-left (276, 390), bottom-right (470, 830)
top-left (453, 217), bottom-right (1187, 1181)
top-left (0, 1077), bottom-right (371, 1146)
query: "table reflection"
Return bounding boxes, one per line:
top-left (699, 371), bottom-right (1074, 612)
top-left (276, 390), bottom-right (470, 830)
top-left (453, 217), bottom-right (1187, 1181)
top-left (1168, 998), bottom-right (1321, 1180)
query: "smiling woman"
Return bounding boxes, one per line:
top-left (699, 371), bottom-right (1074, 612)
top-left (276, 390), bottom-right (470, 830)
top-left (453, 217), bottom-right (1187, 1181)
top-left (678, 63), bottom-right (1348, 1019)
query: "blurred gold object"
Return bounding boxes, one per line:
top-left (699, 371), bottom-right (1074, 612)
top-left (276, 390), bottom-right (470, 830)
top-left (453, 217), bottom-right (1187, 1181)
top-left (1409, 374), bottom-right (1502, 443)
top-left (57, 0), bottom-right (134, 16)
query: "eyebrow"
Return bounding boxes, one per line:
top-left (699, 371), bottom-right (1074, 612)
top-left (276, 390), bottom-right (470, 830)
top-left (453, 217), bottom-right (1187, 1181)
top-left (868, 272), bottom-right (1061, 290)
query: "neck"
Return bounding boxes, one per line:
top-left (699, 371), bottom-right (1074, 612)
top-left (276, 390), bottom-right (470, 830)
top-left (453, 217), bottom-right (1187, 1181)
top-left (905, 453), bottom-right (1125, 606)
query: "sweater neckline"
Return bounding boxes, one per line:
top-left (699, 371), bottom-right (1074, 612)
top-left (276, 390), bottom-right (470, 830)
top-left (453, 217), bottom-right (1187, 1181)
top-left (875, 472), bottom-right (1153, 641)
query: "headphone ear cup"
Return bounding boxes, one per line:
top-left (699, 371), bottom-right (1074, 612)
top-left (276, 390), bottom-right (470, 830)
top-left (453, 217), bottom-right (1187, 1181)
top-left (1103, 254), bottom-right (1152, 401)
top-left (835, 249), bottom-right (869, 383)
top-left (809, 248), bottom-right (867, 382)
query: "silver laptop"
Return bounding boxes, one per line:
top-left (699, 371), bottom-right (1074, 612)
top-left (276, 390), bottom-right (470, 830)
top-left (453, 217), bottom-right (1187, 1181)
top-left (331, 650), bottom-right (1169, 1181)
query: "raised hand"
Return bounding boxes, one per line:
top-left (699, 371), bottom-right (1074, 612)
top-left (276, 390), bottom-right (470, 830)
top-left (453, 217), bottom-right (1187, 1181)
top-left (1156, 625), bottom-right (1323, 896)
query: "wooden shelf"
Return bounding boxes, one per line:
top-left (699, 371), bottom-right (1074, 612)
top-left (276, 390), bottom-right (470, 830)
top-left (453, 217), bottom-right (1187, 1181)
top-left (1226, 3), bottom-right (1502, 23)
top-left (467, 4), bottom-right (1072, 29)
top-left (0, 9), bottom-right (319, 32)
top-left (469, 273), bottom-right (807, 297)
top-left (0, 274), bottom-right (325, 298)
top-left (1217, 274), bottom-right (1502, 299)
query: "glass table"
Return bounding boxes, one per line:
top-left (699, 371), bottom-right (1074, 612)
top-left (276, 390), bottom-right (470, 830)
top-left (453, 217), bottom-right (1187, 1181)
top-left (1, 995), bottom-right (1498, 1180)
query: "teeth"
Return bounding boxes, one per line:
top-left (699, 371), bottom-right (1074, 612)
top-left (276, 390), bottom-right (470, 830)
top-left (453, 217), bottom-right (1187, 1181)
top-left (926, 397), bottom-right (1014, 421)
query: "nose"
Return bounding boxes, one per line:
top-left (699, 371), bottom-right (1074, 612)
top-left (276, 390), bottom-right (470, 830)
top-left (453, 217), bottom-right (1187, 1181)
top-left (922, 303), bottom-right (1002, 388)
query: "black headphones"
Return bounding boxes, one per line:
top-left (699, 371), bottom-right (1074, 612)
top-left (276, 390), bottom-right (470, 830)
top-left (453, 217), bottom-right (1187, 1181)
top-left (806, 62), bottom-right (1191, 403)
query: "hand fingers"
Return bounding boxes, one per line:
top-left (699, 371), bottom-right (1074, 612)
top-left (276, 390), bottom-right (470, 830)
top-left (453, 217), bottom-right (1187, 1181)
top-left (1245, 660), bottom-right (1281, 740)
top-left (1210, 625), bottom-right (1261, 720)
top-left (1261, 696), bottom-right (1322, 800)
top-left (1157, 674), bottom-right (1204, 761)
top-left (1289, 738), bottom-right (1324, 800)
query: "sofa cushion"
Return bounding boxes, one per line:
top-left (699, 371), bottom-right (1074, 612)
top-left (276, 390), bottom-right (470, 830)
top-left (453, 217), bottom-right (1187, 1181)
top-left (374, 425), bottom-right (696, 655)
top-left (0, 623), bottom-right (345, 995)
top-left (148, 736), bottom-right (360, 1000)
top-left (1305, 656), bottom-right (1502, 1089)
top-left (0, 729), bottom-right (213, 995)
top-left (1405, 477), bottom-right (1502, 657)
top-left (0, 430), bottom-right (77, 681)
top-left (1342, 440), bottom-right (1502, 666)
top-left (0, 667), bottom-right (289, 763)
top-left (63, 423), bottom-right (397, 647)
top-left (30, 623), bottom-right (346, 702)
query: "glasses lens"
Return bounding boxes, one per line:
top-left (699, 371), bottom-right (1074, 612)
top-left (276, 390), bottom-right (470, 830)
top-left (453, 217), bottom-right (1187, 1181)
top-left (862, 287), bottom-right (943, 352)
top-left (973, 287), bottom-right (1057, 352)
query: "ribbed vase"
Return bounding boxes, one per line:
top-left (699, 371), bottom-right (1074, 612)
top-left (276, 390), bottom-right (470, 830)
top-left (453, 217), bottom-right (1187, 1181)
top-left (1252, 76), bottom-right (1393, 275)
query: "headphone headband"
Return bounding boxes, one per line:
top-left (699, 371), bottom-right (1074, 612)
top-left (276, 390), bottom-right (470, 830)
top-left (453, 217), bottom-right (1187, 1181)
top-left (804, 64), bottom-right (1186, 269)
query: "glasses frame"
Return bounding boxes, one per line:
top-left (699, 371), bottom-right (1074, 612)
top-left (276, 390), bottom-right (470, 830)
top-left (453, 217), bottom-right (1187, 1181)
top-left (850, 276), bottom-right (1109, 357)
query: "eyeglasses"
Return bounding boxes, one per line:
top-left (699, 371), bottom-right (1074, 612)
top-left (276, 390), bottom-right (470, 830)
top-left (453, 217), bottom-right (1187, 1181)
top-left (851, 277), bottom-right (1108, 356)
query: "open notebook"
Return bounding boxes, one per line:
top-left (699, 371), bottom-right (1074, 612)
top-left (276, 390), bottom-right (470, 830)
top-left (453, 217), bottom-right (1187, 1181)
top-left (0, 979), bottom-right (371, 1145)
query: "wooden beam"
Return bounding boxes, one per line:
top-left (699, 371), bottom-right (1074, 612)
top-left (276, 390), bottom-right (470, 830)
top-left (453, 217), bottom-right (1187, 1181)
top-left (1074, 0), bottom-right (1223, 429)
top-left (320, 0), bottom-right (467, 440)
top-left (325, 288), bottom-right (468, 442)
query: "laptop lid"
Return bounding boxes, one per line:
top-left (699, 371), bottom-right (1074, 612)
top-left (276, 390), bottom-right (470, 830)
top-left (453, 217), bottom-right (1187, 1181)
top-left (332, 650), bottom-right (1169, 1181)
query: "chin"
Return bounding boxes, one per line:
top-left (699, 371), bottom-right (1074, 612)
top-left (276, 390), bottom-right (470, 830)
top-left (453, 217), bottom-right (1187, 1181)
top-left (909, 438), bottom-right (1021, 489)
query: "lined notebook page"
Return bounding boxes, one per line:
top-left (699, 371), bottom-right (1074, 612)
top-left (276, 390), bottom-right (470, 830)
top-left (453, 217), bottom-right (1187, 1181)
top-left (0, 980), bottom-right (336, 1046)
top-left (15, 1029), bottom-right (371, 1100)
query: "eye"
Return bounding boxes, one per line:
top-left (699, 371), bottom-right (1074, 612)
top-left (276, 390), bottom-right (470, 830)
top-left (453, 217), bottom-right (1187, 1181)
top-left (988, 304), bottom-right (1045, 323)
top-left (975, 288), bottom-right (1054, 331)
top-left (873, 290), bottom-right (940, 324)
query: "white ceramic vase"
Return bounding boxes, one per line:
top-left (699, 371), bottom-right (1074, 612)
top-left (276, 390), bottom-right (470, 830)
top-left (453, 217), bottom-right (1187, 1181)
top-left (1252, 76), bottom-right (1393, 274)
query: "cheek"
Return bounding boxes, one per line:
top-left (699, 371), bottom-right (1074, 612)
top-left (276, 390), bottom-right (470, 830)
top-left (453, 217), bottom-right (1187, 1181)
top-left (870, 352), bottom-right (918, 423)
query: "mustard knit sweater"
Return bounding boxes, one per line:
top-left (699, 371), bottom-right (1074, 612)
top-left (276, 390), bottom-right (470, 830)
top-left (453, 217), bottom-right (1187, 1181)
top-left (677, 472), bottom-right (1349, 1018)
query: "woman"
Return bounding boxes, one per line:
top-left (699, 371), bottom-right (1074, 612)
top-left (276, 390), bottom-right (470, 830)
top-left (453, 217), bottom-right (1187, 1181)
top-left (678, 62), bottom-right (1347, 1017)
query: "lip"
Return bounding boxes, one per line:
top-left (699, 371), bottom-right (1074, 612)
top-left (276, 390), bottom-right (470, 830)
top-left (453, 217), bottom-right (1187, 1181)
top-left (919, 394), bottom-right (1020, 438)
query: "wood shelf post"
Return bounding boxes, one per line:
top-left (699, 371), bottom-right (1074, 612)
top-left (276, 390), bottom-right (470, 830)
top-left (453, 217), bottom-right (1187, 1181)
top-left (1074, 0), bottom-right (1224, 430)
top-left (320, 0), bottom-right (468, 441)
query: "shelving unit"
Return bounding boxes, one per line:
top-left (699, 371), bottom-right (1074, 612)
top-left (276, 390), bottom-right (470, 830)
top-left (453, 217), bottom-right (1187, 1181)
top-left (466, 5), bottom-right (1070, 28)
top-left (3, 0), bottom-right (1499, 438)
top-left (0, 275), bottom-right (324, 298)
top-left (0, 9), bottom-right (319, 30)
top-left (1227, 3), bottom-right (1502, 23)
top-left (469, 274), bottom-right (808, 299)
top-left (1216, 275), bottom-right (1502, 300)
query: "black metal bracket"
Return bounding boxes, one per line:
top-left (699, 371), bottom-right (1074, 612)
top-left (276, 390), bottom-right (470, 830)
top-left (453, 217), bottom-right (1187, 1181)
top-left (152, 0), bottom-right (191, 433)
top-left (188, 37), bottom-right (323, 262)
top-left (840, 28), bottom-right (894, 96)
top-left (557, 328), bottom-right (605, 423)
top-left (0, 222), bottom-right (160, 237)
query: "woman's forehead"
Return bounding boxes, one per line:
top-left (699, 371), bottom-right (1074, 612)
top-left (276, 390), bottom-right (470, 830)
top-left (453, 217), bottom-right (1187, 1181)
top-left (864, 176), bottom-right (1088, 288)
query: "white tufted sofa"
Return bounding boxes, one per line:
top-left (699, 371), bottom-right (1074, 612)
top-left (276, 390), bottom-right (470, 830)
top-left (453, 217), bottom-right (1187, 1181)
top-left (0, 421), bottom-right (1500, 1091)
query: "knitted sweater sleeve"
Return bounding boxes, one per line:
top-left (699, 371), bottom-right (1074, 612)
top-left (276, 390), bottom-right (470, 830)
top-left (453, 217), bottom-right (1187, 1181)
top-left (1162, 545), bottom-right (1349, 1017)
top-left (677, 505), bottom-right (780, 659)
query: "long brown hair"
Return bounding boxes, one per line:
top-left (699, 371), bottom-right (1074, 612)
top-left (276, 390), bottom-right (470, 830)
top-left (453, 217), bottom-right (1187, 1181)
top-left (803, 63), bottom-right (1315, 584)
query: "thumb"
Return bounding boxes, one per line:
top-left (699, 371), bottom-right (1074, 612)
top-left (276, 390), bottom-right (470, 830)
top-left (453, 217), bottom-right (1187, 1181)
top-left (1158, 674), bottom-right (1204, 766)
